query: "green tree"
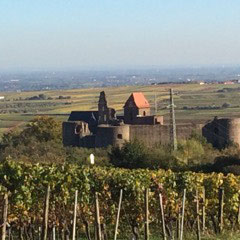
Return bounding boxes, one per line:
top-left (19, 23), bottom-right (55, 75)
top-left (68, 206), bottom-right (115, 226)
top-left (1, 139), bottom-right (66, 164)
top-left (109, 140), bottom-right (149, 169)
top-left (0, 116), bottom-right (63, 164)
top-left (175, 139), bottom-right (205, 164)
top-left (1, 116), bottom-right (62, 147)
top-left (23, 116), bottom-right (62, 142)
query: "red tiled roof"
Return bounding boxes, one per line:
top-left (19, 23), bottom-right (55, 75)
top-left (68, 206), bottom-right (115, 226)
top-left (124, 92), bottom-right (150, 108)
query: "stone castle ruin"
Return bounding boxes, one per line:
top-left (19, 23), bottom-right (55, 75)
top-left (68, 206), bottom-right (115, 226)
top-left (203, 117), bottom-right (240, 149)
top-left (63, 91), bottom-right (202, 148)
top-left (62, 91), bottom-right (240, 149)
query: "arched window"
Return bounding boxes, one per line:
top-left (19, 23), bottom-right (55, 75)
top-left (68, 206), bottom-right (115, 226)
top-left (75, 125), bottom-right (81, 134)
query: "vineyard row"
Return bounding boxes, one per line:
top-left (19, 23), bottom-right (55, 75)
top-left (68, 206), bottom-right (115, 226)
top-left (0, 160), bottom-right (240, 239)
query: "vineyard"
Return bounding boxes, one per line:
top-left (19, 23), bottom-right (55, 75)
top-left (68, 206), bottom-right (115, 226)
top-left (1, 160), bottom-right (240, 239)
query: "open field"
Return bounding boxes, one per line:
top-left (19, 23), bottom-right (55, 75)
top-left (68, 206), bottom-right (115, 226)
top-left (1, 83), bottom-right (240, 137)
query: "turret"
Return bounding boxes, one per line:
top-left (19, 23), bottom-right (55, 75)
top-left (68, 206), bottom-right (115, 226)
top-left (98, 91), bottom-right (116, 124)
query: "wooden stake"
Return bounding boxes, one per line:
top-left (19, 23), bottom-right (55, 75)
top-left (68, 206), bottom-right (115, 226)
top-left (177, 208), bottom-right (181, 240)
top-left (1, 193), bottom-right (8, 240)
top-left (72, 190), bottom-right (78, 240)
top-left (202, 188), bottom-right (206, 233)
top-left (52, 225), bottom-right (56, 240)
top-left (7, 228), bottom-right (10, 240)
top-left (238, 204), bottom-right (240, 225)
top-left (114, 189), bottom-right (123, 240)
top-left (95, 192), bottom-right (102, 240)
top-left (196, 190), bottom-right (201, 240)
top-left (83, 220), bottom-right (92, 240)
top-left (180, 189), bottom-right (186, 240)
top-left (159, 193), bottom-right (167, 240)
top-left (218, 188), bottom-right (224, 233)
top-left (41, 185), bottom-right (50, 240)
top-left (144, 188), bottom-right (149, 240)
top-left (38, 226), bottom-right (41, 240)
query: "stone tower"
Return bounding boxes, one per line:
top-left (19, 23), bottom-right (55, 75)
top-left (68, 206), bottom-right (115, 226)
top-left (124, 92), bottom-right (150, 124)
top-left (98, 91), bottom-right (116, 124)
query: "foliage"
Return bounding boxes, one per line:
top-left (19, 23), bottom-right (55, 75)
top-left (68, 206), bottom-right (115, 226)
top-left (26, 94), bottom-right (48, 100)
top-left (109, 140), bottom-right (176, 169)
top-left (109, 140), bottom-right (149, 169)
top-left (65, 146), bottom-right (110, 166)
top-left (174, 139), bottom-right (205, 164)
top-left (222, 102), bottom-right (231, 108)
top-left (1, 139), bottom-right (67, 164)
top-left (0, 116), bottom-right (110, 165)
top-left (1, 161), bottom-right (240, 238)
top-left (23, 116), bottom-right (62, 142)
top-left (189, 130), bottom-right (208, 145)
top-left (109, 137), bottom-right (218, 171)
top-left (1, 116), bottom-right (240, 175)
top-left (1, 116), bottom-right (62, 147)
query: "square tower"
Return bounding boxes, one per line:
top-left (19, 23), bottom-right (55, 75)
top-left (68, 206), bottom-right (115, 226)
top-left (124, 92), bottom-right (150, 124)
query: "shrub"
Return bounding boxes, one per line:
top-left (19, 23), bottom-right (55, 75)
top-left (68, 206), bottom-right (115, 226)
top-left (222, 102), bottom-right (231, 108)
top-left (109, 140), bottom-right (149, 169)
top-left (174, 139), bottom-right (205, 165)
top-left (66, 147), bottom-right (110, 166)
top-left (109, 140), bottom-right (179, 170)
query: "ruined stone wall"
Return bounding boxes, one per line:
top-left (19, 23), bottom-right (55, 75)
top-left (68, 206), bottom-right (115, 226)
top-left (80, 135), bottom-right (96, 148)
top-left (132, 115), bottom-right (164, 125)
top-left (203, 118), bottom-right (240, 149)
top-left (129, 124), bottom-right (200, 147)
top-left (95, 124), bottom-right (130, 148)
top-left (62, 121), bottom-right (91, 147)
top-left (138, 108), bottom-right (151, 116)
top-left (124, 107), bottom-right (139, 124)
top-left (63, 121), bottom-right (202, 148)
top-left (62, 122), bottom-right (80, 146)
top-left (129, 125), bottom-right (169, 146)
top-left (228, 119), bottom-right (240, 146)
top-left (124, 107), bottom-right (151, 124)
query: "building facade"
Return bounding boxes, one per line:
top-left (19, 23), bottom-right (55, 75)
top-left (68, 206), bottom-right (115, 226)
top-left (202, 117), bottom-right (240, 149)
top-left (62, 91), bottom-right (202, 148)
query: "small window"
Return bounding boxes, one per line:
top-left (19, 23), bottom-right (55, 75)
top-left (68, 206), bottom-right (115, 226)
top-left (117, 134), bottom-right (123, 139)
top-left (143, 111), bottom-right (146, 116)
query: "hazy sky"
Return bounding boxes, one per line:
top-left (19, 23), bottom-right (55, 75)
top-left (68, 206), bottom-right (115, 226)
top-left (0, 0), bottom-right (240, 70)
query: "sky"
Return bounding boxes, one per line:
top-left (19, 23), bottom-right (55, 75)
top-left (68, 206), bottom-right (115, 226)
top-left (0, 0), bottom-right (240, 70)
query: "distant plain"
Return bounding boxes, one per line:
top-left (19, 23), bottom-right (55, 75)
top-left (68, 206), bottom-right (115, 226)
top-left (0, 83), bottom-right (240, 137)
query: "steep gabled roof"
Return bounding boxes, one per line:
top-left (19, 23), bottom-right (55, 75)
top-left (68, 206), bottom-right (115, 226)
top-left (68, 111), bottom-right (98, 124)
top-left (124, 92), bottom-right (150, 108)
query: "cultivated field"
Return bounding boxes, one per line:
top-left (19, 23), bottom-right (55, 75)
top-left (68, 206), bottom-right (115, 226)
top-left (1, 83), bottom-right (240, 137)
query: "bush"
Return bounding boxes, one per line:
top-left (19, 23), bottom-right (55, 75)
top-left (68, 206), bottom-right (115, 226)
top-left (1, 139), bottom-right (66, 164)
top-left (66, 147), bottom-right (110, 166)
top-left (174, 139), bottom-right (205, 165)
top-left (1, 116), bottom-right (62, 146)
top-left (109, 140), bottom-right (179, 170)
top-left (222, 102), bottom-right (231, 108)
top-left (109, 140), bottom-right (148, 169)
